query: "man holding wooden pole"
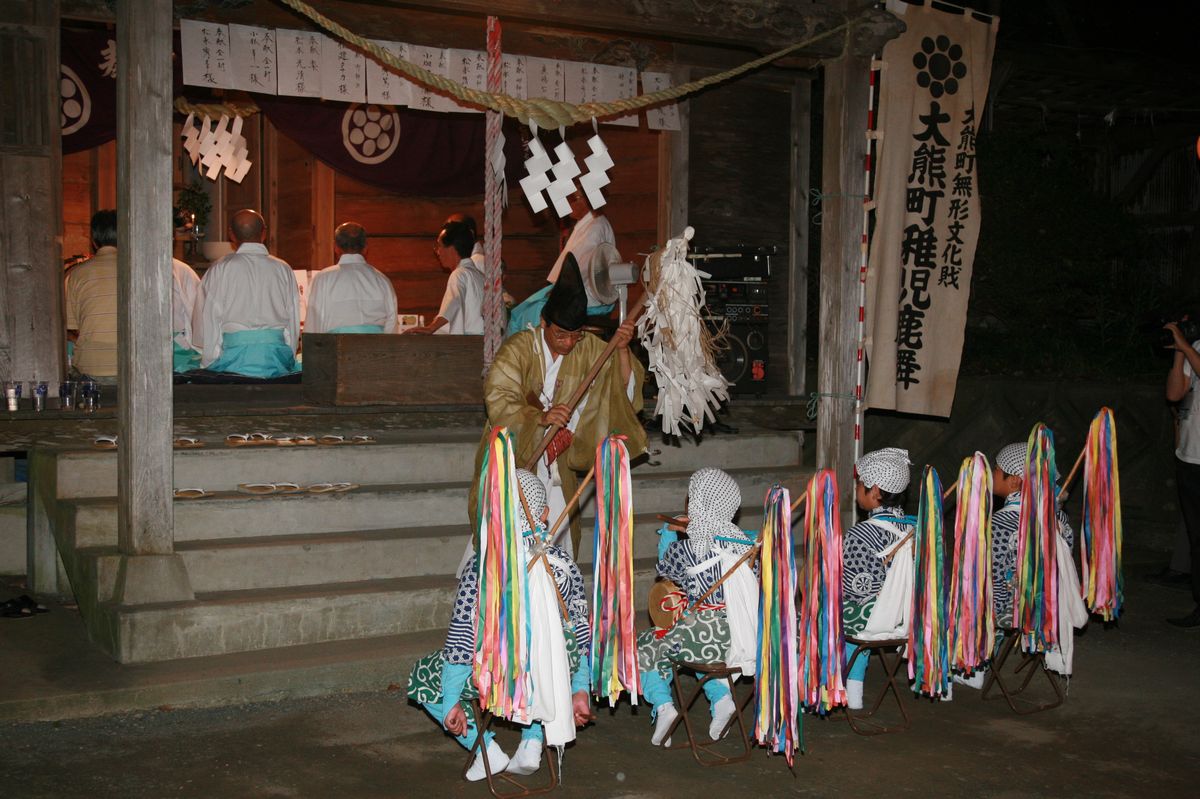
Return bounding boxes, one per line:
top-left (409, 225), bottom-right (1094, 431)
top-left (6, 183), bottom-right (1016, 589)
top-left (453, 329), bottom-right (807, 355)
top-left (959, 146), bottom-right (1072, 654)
top-left (468, 255), bottom-right (647, 557)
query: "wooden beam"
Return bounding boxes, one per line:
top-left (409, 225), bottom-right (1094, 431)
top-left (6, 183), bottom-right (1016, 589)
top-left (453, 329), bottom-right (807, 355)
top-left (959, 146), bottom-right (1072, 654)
top-left (114, 0), bottom-right (192, 603)
top-left (787, 77), bottom-right (812, 397)
top-left (311, 158), bottom-right (335, 270)
top-left (656, 66), bottom-right (689, 244)
top-left (319, 0), bottom-right (848, 55)
top-left (0, 2), bottom-right (63, 387)
top-left (816, 50), bottom-right (870, 515)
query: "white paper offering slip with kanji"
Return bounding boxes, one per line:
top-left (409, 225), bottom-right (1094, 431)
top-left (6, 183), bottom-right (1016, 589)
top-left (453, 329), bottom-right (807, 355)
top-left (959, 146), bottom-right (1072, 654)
top-left (228, 24), bottom-right (277, 94)
top-left (319, 38), bottom-right (366, 103)
top-left (525, 56), bottom-right (565, 101)
top-left (366, 41), bottom-right (413, 106)
top-left (275, 30), bottom-right (324, 98)
top-left (641, 72), bottom-right (681, 131)
top-left (181, 20), bottom-right (232, 89)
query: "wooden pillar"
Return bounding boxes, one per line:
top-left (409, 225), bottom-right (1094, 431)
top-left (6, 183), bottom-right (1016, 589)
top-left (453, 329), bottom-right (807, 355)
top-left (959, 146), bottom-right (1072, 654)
top-left (787, 77), bottom-right (812, 397)
top-left (114, 0), bottom-right (192, 604)
top-left (311, 159), bottom-right (335, 270)
top-left (816, 52), bottom-right (870, 510)
top-left (656, 66), bottom-right (690, 244)
top-left (0, 1), bottom-right (63, 386)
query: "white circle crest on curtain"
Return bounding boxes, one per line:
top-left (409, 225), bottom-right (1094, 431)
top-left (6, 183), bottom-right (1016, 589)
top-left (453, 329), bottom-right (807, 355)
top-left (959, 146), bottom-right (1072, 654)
top-left (60, 65), bottom-right (92, 135)
top-left (341, 104), bottom-right (400, 164)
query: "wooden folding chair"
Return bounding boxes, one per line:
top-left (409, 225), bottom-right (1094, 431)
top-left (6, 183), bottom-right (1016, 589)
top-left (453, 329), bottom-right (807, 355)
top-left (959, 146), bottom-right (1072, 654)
top-left (662, 658), bottom-right (756, 766)
top-left (462, 700), bottom-right (559, 798)
top-left (981, 630), bottom-right (1064, 715)
top-left (843, 636), bottom-right (911, 735)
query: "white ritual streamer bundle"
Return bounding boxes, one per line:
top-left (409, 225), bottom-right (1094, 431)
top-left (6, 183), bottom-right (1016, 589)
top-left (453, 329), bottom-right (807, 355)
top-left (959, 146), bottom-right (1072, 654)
top-left (638, 226), bottom-right (731, 436)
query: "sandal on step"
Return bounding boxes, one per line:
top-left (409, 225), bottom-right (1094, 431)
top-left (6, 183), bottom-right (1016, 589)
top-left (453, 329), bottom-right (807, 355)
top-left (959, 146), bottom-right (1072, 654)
top-left (1, 599), bottom-right (33, 619)
top-left (273, 482), bottom-right (304, 494)
top-left (237, 483), bottom-right (280, 495)
top-left (294, 435), bottom-right (317, 446)
top-left (307, 482), bottom-right (360, 494)
top-left (92, 435), bottom-right (118, 450)
top-left (317, 435), bottom-right (348, 446)
top-left (174, 488), bottom-right (214, 500)
top-left (351, 435), bottom-right (376, 445)
top-left (225, 434), bottom-right (252, 447)
top-left (17, 595), bottom-right (48, 614)
top-left (174, 437), bottom-right (205, 449)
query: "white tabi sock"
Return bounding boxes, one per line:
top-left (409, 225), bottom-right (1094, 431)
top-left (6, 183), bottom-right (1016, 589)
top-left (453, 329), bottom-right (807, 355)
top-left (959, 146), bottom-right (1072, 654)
top-left (708, 694), bottom-right (736, 740)
top-left (953, 670), bottom-right (987, 689)
top-left (846, 679), bottom-right (864, 710)
top-left (651, 702), bottom-right (679, 746)
top-left (504, 738), bottom-right (543, 776)
top-left (466, 740), bottom-right (510, 782)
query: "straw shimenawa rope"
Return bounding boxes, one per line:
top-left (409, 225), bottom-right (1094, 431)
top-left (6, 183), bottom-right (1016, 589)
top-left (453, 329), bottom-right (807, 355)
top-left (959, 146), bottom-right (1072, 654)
top-left (275, 0), bottom-right (867, 129)
top-left (175, 98), bottom-right (260, 118)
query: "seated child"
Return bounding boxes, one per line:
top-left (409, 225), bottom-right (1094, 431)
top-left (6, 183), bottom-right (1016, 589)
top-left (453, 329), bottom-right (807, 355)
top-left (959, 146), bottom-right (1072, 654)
top-left (637, 468), bottom-right (757, 745)
top-left (841, 447), bottom-right (915, 710)
top-left (407, 470), bottom-right (593, 780)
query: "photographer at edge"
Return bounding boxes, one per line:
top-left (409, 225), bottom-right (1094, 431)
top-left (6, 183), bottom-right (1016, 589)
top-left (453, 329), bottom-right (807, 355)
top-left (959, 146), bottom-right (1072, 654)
top-left (1165, 319), bottom-right (1200, 627)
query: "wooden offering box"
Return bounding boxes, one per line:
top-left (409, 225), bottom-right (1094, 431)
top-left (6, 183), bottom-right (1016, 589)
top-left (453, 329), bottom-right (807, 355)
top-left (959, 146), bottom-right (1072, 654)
top-left (302, 334), bottom-right (484, 406)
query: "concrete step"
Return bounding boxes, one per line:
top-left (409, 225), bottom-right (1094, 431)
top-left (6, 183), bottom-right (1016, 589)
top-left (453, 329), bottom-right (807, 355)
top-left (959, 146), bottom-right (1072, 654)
top-left (66, 465), bottom-right (809, 550)
top-left (88, 504), bottom-right (770, 595)
top-left (106, 559), bottom-right (667, 663)
top-left (0, 625), bottom-right (448, 723)
top-left (50, 426), bottom-right (803, 500)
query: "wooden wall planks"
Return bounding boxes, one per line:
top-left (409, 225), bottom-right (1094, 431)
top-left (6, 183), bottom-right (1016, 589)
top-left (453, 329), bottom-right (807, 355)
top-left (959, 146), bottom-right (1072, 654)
top-left (687, 75), bottom-right (793, 395)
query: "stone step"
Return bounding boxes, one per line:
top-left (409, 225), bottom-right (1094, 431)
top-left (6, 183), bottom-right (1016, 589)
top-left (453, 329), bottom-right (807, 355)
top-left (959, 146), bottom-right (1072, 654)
top-left (50, 426), bottom-right (803, 500)
top-left (85, 504), bottom-right (771, 596)
top-left (67, 466), bottom-right (809, 550)
top-left (0, 627), bottom-right (448, 723)
top-left (106, 559), bottom-right (667, 663)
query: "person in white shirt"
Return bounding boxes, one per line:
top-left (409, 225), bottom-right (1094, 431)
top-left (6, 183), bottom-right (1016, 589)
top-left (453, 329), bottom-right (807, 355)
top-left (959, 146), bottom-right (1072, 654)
top-left (1165, 321), bottom-right (1200, 627)
top-left (193, 209), bottom-right (301, 378)
top-left (405, 220), bottom-right (483, 336)
top-left (507, 190), bottom-right (617, 335)
top-left (171, 257), bottom-right (202, 372)
top-left (305, 222), bottom-right (398, 334)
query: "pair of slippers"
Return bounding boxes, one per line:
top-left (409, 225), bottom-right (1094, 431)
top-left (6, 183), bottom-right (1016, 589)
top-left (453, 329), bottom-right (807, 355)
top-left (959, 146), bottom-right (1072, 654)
top-left (1, 594), bottom-right (48, 619)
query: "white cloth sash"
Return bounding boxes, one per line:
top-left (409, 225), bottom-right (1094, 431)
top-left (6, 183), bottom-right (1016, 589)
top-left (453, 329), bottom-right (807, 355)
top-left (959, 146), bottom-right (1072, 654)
top-left (1044, 533), bottom-right (1088, 676)
top-left (859, 518), bottom-right (914, 641)
top-left (524, 557), bottom-right (575, 746)
top-left (716, 547), bottom-right (759, 676)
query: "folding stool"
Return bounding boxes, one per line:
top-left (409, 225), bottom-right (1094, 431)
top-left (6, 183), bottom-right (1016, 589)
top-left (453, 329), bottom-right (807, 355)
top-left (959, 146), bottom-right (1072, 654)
top-left (462, 700), bottom-right (559, 798)
top-left (662, 658), bottom-right (756, 766)
top-left (843, 635), bottom-right (911, 735)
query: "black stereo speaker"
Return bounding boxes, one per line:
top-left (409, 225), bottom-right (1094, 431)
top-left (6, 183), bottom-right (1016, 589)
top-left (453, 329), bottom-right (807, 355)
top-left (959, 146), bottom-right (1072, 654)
top-left (715, 322), bottom-right (768, 393)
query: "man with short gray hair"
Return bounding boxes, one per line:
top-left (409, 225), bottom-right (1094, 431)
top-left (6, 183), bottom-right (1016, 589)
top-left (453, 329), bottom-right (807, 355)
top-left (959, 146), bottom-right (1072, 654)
top-left (306, 222), bottom-right (398, 334)
top-left (193, 209), bottom-right (301, 377)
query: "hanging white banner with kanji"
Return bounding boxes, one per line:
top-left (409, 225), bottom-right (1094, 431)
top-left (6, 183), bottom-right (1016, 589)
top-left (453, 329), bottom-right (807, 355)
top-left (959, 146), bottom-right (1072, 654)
top-left (865, 0), bottom-right (998, 417)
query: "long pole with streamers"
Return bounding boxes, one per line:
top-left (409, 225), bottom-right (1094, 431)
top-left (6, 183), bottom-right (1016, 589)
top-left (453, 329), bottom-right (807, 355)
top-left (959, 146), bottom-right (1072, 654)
top-left (1014, 424), bottom-right (1060, 654)
top-left (754, 484), bottom-right (801, 764)
top-left (797, 470), bottom-right (846, 716)
top-left (1080, 407), bottom-right (1124, 621)
top-left (947, 452), bottom-right (995, 676)
top-left (590, 436), bottom-right (639, 706)
top-left (472, 427), bottom-right (532, 720)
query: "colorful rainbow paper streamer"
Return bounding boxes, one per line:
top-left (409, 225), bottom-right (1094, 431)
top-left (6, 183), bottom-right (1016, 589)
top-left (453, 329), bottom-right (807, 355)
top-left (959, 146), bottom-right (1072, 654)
top-left (908, 466), bottom-right (950, 697)
top-left (473, 427), bottom-right (532, 721)
top-left (590, 435), bottom-right (639, 706)
top-left (754, 484), bottom-right (801, 763)
top-left (1081, 407), bottom-right (1124, 621)
top-left (947, 454), bottom-right (994, 678)
top-left (1014, 423), bottom-right (1060, 654)
top-left (798, 470), bottom-right (845, 718)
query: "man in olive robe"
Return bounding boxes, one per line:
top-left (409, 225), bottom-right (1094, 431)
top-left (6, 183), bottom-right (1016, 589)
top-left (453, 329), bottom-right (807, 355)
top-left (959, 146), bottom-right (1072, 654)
top-left (469, 254), bottom-right (647, 557)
